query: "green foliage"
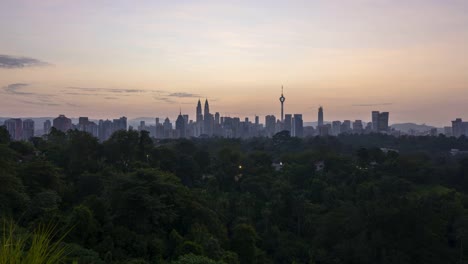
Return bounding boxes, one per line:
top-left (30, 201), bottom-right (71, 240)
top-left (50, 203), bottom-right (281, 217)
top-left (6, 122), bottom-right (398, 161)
top-left (3, 132), bottom-right (468, 263)
top-left (0, 221), bottom-right (69, 264)
top-left (171, 253), bottom-right (224, 264)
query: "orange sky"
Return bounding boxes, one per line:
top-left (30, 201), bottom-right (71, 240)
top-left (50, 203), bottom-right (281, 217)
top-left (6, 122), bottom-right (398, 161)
top-left (1, 0), bottom-right (468, 126)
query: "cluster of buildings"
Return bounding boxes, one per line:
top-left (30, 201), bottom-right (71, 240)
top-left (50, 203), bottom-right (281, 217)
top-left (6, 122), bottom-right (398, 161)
top-left (2, 118), bottom-right (35, 141)
top-left (446, 119), bottom-right (468, 138)
top-left (48, 115), bottom-right (128, 141)
top-left (3, 89), bottom-right (468, 141)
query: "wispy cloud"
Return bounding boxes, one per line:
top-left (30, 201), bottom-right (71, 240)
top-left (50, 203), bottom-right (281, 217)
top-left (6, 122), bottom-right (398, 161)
top-left (2, 83), bottom-right (60, 107)
top-left (3, 83), bottom-right (32, 95)
top-left (154, 96), bottom-right (176, 104)
top-left (0, 55), bottom-right (50, 69)
top-left (352, 103), bottom-right (393, 107)
top-left (168, 92), bottom-right (200, 98)
top-left (67, 87), bottom-right (146, 93)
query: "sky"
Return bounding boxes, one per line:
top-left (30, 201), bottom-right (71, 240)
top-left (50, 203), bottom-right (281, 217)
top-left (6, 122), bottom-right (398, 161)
top-left (1, 0), bottom-right (468, 126)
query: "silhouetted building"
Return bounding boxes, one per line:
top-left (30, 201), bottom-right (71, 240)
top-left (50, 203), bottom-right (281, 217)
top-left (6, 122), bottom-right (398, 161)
top-left (284, 114), bottom-right (292, 133)
top-left (372, 111), bottom-right (380, 132)
top-left (98, 119), bottom-right (114, 141)
top-left (332, 121), bottom-right (341, 136)
top-left (341, 120), bottom-right (352, 134)
top-left (452, 118), bottom-right (468, 138)
top-left (293, 114), bottom-right (303, 137)
top-left (318, 106), bottom-right (324, 127)
top-left (43, 120), bottom-right (51, 135)
top-left (176, 112), bottom-right (186, 138)
top-left (113, 116), bottom-right (127, 131)
top-left (318, 124), bottom-right (330, 137)
top-left (22, 119), bottom-right (34, 140)
top-left (371, 111), bottom-right (389, 132)
top-left (203, 99), bottom-right (213, 135)
top-left (353, 120), bottom-right (363, 134)
top-left (53, 115), bottom-right (72, 132)
top-left (378, 112), bottom-right (389, 132)
top-left (196, 99), bottom-right (203, 123)
top-left (163, 117), bottom-right (172, 138)
top-left (4, 118), bottom-right (22, 141)
top-left (265, 115), bottom-right (276, 137)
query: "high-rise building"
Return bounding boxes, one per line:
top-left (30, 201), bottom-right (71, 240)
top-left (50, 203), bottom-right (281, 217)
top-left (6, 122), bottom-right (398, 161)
top-left (341, 120), bottom-right (352, 134)
top-left (138, 121), bottom-right (147, 131)
top-left (215, 112), bottom-right (220, 125)
top-left (293, 114), bottom-right (303, 137)
top-left (163, 117), bottom-right (172, 138)
top-left (371, 111), bottom-right (389, 133)
top-left (265, 115), bottom-right (276, 137)
top-left (318, 106), bottom-right (324, 127)
top-left (318, 124), bottom-right (330, 137)
top-left (113, 116), bottom-right (127, 131)
top-left (203, 99), bottom-right (213, 136)
top-left (353, 120), bottom-right (363, 134)
top-left (4, 118), bottom-right (23, 141)
top-left (98, 119), bottom-right (114, 141)
top-left (204, 99), bottom-right (210, 117)
top-left (53, 114), bottom-right (72, 132)
top-left (331, 121), bottom-right (341, 136)
top-left (77, 117), bottom-right (98, 137)
top-left (43, 120), bottom-right (51, 135)
top-left (175, 112), bottom-right (186, 138)
top-left (279, 86), bottom-right (285, 122)
top-left (452, 118), bottom-right (464, 138)
top-left (284, 114), bottom-right (292, 133)
top-left (22, 119), bottom-right (35, 140)
top-left (378, 112), bottom-right (389, 132)
top-left (196, 99), bottom-right (203, 123)
top-left (372, 111), bottom-right (380, 132)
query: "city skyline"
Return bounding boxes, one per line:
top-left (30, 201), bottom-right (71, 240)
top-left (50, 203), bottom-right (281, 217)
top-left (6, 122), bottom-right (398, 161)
top-left (1, 1), bottom-right (468, 126)
top-left (4, 91), bottom-right (468, 141)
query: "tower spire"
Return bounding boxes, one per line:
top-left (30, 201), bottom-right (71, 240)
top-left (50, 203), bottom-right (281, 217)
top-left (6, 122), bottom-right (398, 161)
top-left (279, 85), bottom-right (286, 122)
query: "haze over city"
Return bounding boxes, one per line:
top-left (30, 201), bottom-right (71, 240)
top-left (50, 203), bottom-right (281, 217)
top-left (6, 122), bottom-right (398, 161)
top-left (1, 0), bottom-right (468, 126)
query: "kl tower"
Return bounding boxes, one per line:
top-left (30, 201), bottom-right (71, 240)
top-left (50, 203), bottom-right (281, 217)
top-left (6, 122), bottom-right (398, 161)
top-left (279, 86), bottom-right (285, 122)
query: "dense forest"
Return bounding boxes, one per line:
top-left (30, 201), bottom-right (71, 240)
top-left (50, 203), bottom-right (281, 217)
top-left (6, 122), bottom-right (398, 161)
top-left (2, 126), bottom-right (468, 264)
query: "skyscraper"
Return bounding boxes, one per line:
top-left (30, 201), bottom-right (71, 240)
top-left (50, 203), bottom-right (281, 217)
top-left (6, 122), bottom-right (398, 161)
top-left (196, 99), bottom-right (203, 123)
top-left (43, 120), bottom-right (51, 135)
top-left (341, 120), bottom-right (352, 134)
top-left (265, 115), bottom-right (276, 137)
top-left (378, 112), bottom-right (389, 132)
top-left (4, 118), bottom-right (23, 141)
top-left (372, 111), bottom-right (389, 133)
top-left (284, 114), bottom-right (292, 133)
top-left (452, 118), bottom-right (464, 137)
top-left (372, 111), bottom-right (380, 132)
top-left (53, 115), bottom-right (72, 132)
top-left (22, 119), bottom-right (35, 140)
top-left (203, 99), bottom-right (213, 135)
top-left (318, 106), bottom-right (324, 127)
top-left (215, 112), bottom-right (220, 125)
top-left (353, 120), bottom-right (363, 134)
top-left (113, 116), bottom-right (127, 131)
top-left (176, 111), bottom-right (186, 138)
top-left (331, 121), bottom-right (341, 136)
top-left (293, 114), bottom-right (303, 137)
top-left (163, 117), bottom-right (172, 138)
top-left (279, 86), bottom-right (285, 122)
